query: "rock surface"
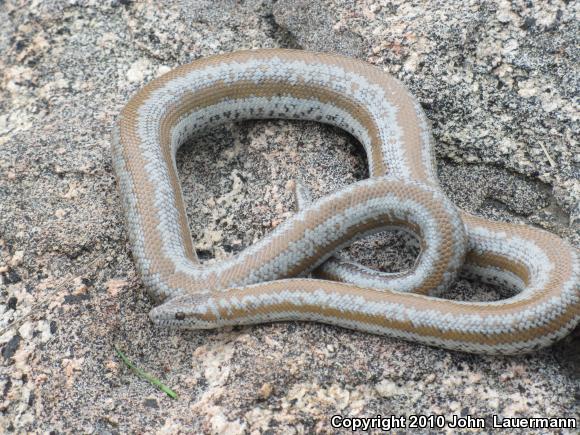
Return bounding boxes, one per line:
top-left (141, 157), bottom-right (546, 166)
top-left (1, 0), bottom-right (578, 433)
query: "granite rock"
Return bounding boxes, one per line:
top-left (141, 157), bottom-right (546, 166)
top-left (1, 0), bottom-right (578, 432)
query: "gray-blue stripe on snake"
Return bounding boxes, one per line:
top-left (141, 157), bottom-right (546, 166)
top-left (112, 49), bottom-right (579, 354)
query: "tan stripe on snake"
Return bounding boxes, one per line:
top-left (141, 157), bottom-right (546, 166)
top-left (112, 49), bottom-right (579, 354)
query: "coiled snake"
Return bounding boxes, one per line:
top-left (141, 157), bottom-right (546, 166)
top-left (112, 49), bottom-right (579, 354)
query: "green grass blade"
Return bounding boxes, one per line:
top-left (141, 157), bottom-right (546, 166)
top-left (115, 347), bottom-right (178, 400)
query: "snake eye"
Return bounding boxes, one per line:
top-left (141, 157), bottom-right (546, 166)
top-left (175, 312), bottom-right (186, 321)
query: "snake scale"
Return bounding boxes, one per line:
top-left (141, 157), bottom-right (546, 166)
top-left (112, 49), bottom-right (579, 354)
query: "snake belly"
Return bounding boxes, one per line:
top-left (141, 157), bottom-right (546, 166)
top-left (112, 49), bottom-right (579, 354)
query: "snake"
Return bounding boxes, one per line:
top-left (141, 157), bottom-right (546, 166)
top-left (112, 49), bottom-right (579, 354)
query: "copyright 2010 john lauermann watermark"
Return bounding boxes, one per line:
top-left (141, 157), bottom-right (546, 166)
top-left (330, 414), bottom-right (577, 431)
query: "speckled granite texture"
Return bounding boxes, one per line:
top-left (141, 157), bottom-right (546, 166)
top-left (0, 0), bottom-right (578, 433)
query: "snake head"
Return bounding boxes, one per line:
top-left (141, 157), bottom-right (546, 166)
top-left (148, 293), bottom-right (217, 329)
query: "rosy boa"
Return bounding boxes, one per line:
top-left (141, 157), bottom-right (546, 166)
top-left (112, 49), bottom-right (579, 354)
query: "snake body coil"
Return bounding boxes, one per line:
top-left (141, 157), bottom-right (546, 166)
top-left (112, 49), bottom-right (579, 354)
